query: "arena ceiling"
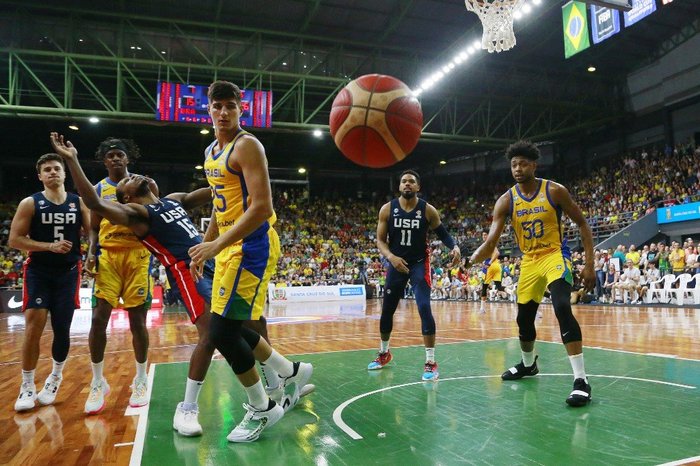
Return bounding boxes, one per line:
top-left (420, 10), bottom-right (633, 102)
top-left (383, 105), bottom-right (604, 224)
top-left (0, 0), bottom-right (698, 174)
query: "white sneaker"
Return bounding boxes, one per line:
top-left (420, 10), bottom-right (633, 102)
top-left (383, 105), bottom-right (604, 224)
top-left (300, 384), bottom-right (316, 398)
top-left (85, 378), bottom-right (110, 415)
top-left (265, 385), bottom-right (284, 404)
top-left (284, 362), bottom-right (313, 389)
top-left (15, 382), bottom-right (37, 412)
top-left (129, 377), bottom-right (149, 408)
top-left (227, 402), bottom-right (284, 443)
top-left (267, 382), bottom-right (315, 410)
top-left (173, 402), bottom-right (202, 437)
top-left (279, 362), bottom-right (313, 412)
top-left (37, 374), bottom-right (62, 406)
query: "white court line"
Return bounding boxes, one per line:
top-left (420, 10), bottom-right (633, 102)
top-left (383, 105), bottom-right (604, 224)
top-left (658, 455), bottom-right (700, 466)
top-left (129, 362), bottom-right (156, 466)
top-left (114, 442), bottom-right (134, 447)
top-left (332, 373), bottom-right (696, 441)
top-left (538, 340), bottom-right (700, 363)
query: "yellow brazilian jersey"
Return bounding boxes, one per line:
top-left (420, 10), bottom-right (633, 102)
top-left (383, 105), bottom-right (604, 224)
top-left (95, 177), bottom-right (144, 249)
top-left (510, 179), bottom-right (565, 256)
top-left (204, 130), bottom-right (276, 241)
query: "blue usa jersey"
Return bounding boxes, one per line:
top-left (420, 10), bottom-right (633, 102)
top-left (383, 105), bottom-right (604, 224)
top-left (387, 198), bottom-right (430, 265)
top-left (29, 192), bottom-right (83, 267)
top-left (138, 198), bottom-right (202, 267)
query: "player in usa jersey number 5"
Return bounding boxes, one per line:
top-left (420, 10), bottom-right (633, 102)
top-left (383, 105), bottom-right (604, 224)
top-left (10, 151), bottom-right (90, 411)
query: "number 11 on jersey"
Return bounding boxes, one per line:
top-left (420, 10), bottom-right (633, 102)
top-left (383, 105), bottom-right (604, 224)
top-left (400, 229), bottom-right (412, 246)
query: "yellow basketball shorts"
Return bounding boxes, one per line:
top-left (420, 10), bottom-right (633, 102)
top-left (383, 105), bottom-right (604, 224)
top-left (211, 228), bottom-right (280, 320)
top-left (517, 250), bottom-right (573, 304)
top-left (93, 247), bottom-right (153, 309)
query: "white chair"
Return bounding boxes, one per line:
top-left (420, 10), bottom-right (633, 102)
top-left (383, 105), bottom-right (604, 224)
top-left (688, 273), bottom-right (700, 305)
top-left (668, 273), bottom-right (692, 306)
top-left (647, 274), bottom-right (677, 304)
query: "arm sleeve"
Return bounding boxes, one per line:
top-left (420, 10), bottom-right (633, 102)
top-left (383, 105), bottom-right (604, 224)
top-left (434, 224), bottom-right (456, 250)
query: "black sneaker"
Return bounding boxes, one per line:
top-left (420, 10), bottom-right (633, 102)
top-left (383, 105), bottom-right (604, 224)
top-left (501, 355), bottom-right (539, 380)
top-left (566, 378), bottom-right (592, 407)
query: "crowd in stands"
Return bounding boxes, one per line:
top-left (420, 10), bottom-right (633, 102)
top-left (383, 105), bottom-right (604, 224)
top-left (1, 138), bottom-right (699, 307)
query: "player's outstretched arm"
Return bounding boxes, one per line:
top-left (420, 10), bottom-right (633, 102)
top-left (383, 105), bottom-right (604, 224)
top-left (470, 192), bottom-right (510, 266)
top-left (166, 187), bottom-right (212, 210)
top-left (49, 132), bottom-right (144, 228)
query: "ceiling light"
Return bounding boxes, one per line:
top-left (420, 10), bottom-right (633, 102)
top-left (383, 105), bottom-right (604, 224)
top-left (68, 125), bottom-right (79, 131)
top-left (89, 116), bottom-right (99, 124)
top-left (313, 129), bottom-right (322, 138)
top-left (587, 65), bottom-right (597, 72)
top-left (195, 165), bottom-right (203, 170)
top-left (298, 167), bottom-right (307, 174)
top-left (439, 160), bottom-right (447, 165)
top-left (200, 128), bottom-right (210, 135)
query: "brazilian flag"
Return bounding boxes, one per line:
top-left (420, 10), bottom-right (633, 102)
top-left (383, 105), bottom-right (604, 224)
top-left (562, 1), bottom-right (591, 58)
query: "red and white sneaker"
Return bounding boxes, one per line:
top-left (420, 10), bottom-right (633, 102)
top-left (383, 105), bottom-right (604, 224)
top-left (368, 350), bottom-right (393, 370)
top-left (422, 361), bottom-right (439, 381)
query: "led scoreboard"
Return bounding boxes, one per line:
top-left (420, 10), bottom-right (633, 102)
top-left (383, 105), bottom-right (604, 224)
top-left (156, 81), bottom-right (272, 128)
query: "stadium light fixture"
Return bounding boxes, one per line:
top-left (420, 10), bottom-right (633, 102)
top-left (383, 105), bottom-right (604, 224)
top-left (89, 116), bottom-right (99, 124)
top-left (588, 65), bottom-right (597, 72)
top-left (200, 128), bottom-right (210, 135)
top-left (68, 125), bottom-right (79, 131)
top-left (298, 167), bottom-right (307, 174)
top-left (439, 160), bottom-right (447, 165)
top-left (313, 129), bottom-right (323, 138)
top-left (195, 165), bottom-right (203, 170)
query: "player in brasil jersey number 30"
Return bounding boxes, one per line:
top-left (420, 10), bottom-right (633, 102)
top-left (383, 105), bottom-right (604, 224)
top-left (469, 140), bottom-right (596, 408)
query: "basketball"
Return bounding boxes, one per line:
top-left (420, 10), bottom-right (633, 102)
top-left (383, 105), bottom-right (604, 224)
top-left (329, 74), bottom-right (423, 168)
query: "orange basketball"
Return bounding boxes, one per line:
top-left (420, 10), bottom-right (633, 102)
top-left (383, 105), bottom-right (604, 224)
top-left (329, 74), bottom-right (423, 168)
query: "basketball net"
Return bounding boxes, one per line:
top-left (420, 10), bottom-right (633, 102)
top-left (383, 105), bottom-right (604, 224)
top-left (464, 0), bottom-right (521, 53)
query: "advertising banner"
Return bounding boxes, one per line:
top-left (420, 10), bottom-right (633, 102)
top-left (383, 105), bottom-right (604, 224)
top-left (268, 284), bottom-right (366, 303)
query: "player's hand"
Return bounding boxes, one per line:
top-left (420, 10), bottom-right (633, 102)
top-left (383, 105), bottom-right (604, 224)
top-left (389, 254), bottom-right (409, 274)
top-left (49, 132), bottom-right (78, 160)
top-left (84, 254), bottom-right (97, 276)
top-left (189, 260), bottom-right (204, 283)
top-left (582, 264), bottom-right (596, 292)
top-left (48, 240), bottom-right (72, 254)
top-left (188, 240), bottom-right (221, 280)
top-left (450, 245), bottom-right (461, 267)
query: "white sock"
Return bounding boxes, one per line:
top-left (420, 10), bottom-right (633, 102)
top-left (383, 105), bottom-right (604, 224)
top-left (262, 350), bottom-right (294, 378)
top-left (244, 380), bottom-right (269, 410)
top-left (21, 369), bottom-right (35, 385)
top-left (426, 347), bottom-right (435, 363)
top-left (569, 353), bottom-right (587, 382)
top-left (135, 360), bottom-right (148, 380)
top-left (260, 363), bottom-right (281, 389)
top-left (380, 340), bottom-right (390, 353)
top-left (184, 378), bottom-right (203, 405)
top-left (51, 359), bottom-right (66, 377)
top-left (522, 350), bottom-right (536, 367)
top-left (91, 361), bottom-right (104, 384)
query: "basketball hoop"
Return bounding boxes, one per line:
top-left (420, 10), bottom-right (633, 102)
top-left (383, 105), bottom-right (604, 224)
top-left (464, 0), bottom-right (521, 53)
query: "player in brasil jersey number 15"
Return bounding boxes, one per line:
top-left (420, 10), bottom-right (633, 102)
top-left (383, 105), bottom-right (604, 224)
top-left (469, 140), bottom-right (595, 408)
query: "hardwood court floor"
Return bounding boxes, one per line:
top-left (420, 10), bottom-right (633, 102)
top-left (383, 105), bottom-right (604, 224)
top-left (1, 299), bottom-right (699, 465)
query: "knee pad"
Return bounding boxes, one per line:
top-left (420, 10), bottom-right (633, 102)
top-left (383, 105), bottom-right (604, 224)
top-left (516, 301), bottom-right (538, 341)
top-left (549, 280), bottom-right (582, 343)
